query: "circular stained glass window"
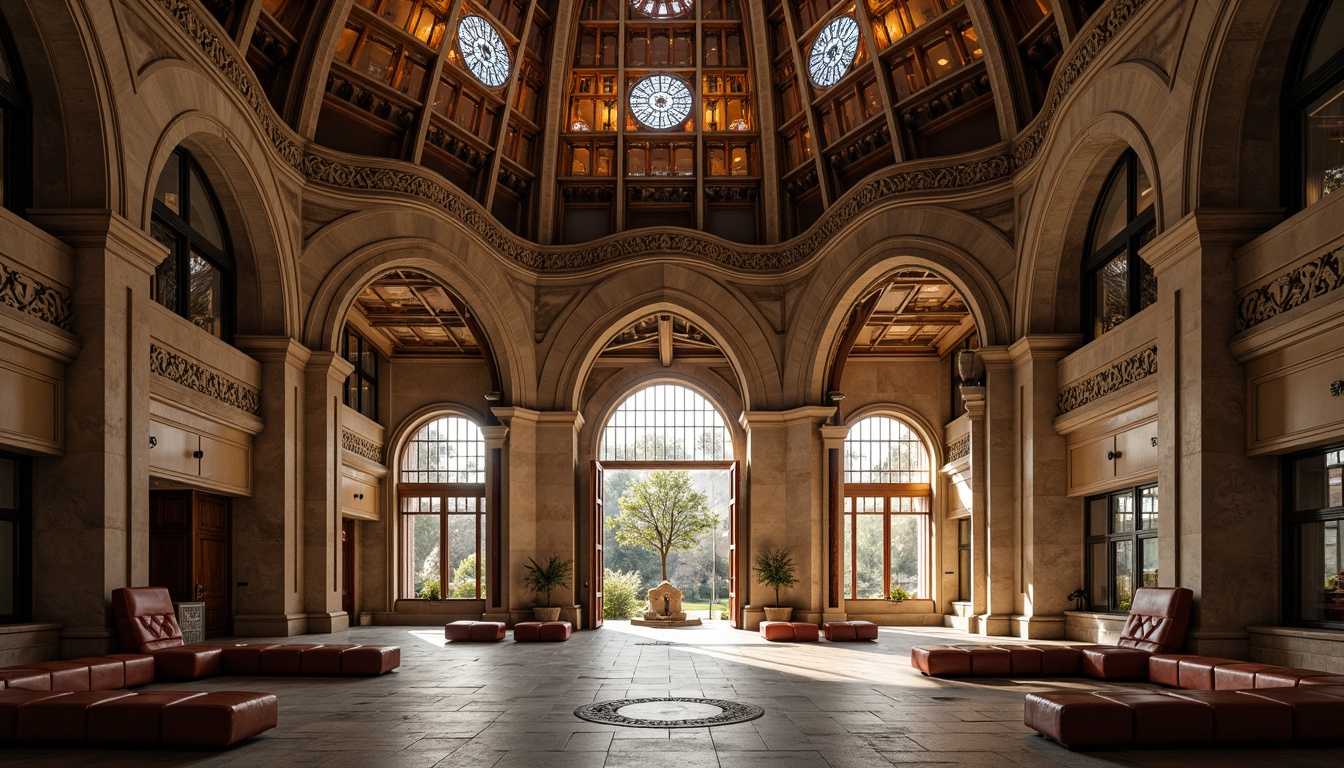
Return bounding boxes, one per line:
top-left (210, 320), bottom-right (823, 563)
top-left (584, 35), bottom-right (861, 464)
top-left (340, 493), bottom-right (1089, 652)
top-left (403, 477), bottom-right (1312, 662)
top-left (457, 15), bottom-right (511, 88)
top-left (630, 0), bottom-right (693, 18)
top-left (629, 75), bottom-right (693, 130)
top-left (808, 16), bottom-right (860, 89)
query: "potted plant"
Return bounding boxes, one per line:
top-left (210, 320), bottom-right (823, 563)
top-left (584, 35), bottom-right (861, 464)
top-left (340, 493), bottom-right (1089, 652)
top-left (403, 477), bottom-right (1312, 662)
top-left (887, 587), bottom-right (910, 603)
top-left (754, 546), bottom-right (799, 621)
top-left (524, 555), bottom-right (573, 621)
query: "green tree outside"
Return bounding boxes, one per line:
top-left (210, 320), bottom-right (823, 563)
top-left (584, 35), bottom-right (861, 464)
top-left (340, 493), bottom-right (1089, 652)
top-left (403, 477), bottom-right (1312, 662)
top-left (607, 470), bottom-right (719, 582)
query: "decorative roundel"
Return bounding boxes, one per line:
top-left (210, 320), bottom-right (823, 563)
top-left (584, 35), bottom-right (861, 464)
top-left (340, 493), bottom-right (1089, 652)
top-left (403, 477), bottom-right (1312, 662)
top-left (808, 16), bottom-right (860, 89)
top-left (630, 0), bottom-right (693, 19)
top-left (629, 74), bottom-right (693, 130)
top-left (457, 15), bottom-right (511, 88)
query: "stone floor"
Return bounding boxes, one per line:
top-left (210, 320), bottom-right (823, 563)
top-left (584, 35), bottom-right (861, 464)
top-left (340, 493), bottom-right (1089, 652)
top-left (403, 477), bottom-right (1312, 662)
top-left (3, 622), bottom-right (1341, 767)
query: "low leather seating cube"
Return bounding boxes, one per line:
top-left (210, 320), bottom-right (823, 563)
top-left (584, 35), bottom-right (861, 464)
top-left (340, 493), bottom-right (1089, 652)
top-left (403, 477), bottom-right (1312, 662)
top-left (1023, 691), bottom-right (1133, 747)
top-left (445, 620), bottom-right (507, 642)
top-left (25, 661), bottom-right (91, 692)
top-left (341, 645), bottom-right (400, 675)
top-left (1237, 688), bottom-right (1344, 739)
top-left (989, 645), bottom-right (1043, 675)
top-left (963, 646), bottom-right (1012, 675)
top-left (0, 669), bottom-right (50, 691)
top-left (105, 654), bottom-right (156, 687)
top-left (0, 690), bottom-right (70, 739)
top-left (152, 646), bottom-right (223, 680)
top-left (1212, 662), bottom-right (1278, 691)
top-left (1175, 656), bottom-right (1239, 690)
top-left (16, 690), bottom-right (137, 741)
top-left (1164, 690), bottom-right (1294, 741)
top-left (66, 657), bottom-right (125, 690)
top-left (1253, 667), bottom-right (1335, 688)
top-left (1092, 691), bottom-right (1213, 743)
top-left (1147, 654), bottom-right (1202, 687)
top-left (514, 621), bottom-right (572, 642)
top-left (300, 644), bottom-right (360, 675)
top-left (1300, 675), bottom-right (1344, 686)
top-left (160, 691), bottom-right (279, 747)
top-left (259, 644), bottom-right (323, 675)
top-left (1019, 645), bottom-right (1085, 676)
top-left (1080, 646), bottom-right (1152, 680)
top-left (821, 621), bottom-right (877, 641)
top-left (220, 644), bottom-right (281, 676)
top-left (759, 621), bottom-right (818, 642)
top-left (788, 622), bottom-right (819, 641)
top-left (911, 646), bottom-right (971, 676)
top-left (87, 691), bottom-right (207, 743)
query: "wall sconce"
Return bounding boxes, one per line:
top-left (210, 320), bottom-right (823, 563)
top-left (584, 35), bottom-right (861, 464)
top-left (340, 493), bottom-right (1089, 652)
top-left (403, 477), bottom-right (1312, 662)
top-left (827, 391), bottom-right (846, 404)
top-left (956, 348), bottom-right (983, 386)
top-left (484, 391), bottom-right (502, 402)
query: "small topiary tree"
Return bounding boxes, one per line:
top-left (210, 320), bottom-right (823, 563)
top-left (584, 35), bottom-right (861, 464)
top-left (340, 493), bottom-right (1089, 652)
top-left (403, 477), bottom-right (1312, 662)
top-left (753, 546), bottom-right (798, 607)
top-left (602, 568), bottom-right (645, 619)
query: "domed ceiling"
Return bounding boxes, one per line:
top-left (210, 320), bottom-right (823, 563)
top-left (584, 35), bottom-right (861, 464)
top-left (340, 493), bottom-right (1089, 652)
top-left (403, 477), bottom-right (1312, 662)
top-left (228, 0), bottom-right (1103, 247)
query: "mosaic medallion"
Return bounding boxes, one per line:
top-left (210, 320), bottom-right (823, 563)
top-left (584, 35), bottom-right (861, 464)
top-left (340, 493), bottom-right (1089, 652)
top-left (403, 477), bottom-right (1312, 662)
top-left (574, 697), bottom-right (764, 728)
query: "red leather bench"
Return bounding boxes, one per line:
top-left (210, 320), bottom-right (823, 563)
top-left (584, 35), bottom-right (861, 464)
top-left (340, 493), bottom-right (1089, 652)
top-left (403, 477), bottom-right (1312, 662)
top-left (0, 688), bottom-right (277, 747)
top-left (821, 621), bottom-right (877, 641)
top-left (0, 654), bottom-right (156, 691)
top-left (760, 621), bottom-right (819, 642)
top-left (445, 621), bottom-right (507, 641)
top-left (514, 621), bottom-right (571, 642)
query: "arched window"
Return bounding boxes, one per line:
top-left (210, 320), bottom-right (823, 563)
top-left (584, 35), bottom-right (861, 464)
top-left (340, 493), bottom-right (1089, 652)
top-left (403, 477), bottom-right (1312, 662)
top-left (399, 415), bottom-right (487, 600)
top-left (1286, 0), bottom-right (1344, 209)
top-left (599, 383), bottom-right (731, 461)
top-left (0, 16), bottom-right (31, 213)
top-left (843, 415), bottom-right (931, 600)
top-left (1082, 149), bottom-right (1156, 340)
top-left (150, 148), bottom-right (235, 340)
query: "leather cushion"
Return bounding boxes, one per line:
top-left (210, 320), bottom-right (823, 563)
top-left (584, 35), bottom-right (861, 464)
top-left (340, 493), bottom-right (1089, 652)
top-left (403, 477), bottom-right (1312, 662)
top-left (759, 621), bottom-right (794, 641)
top-left (1253, 667), bottom-right (1335, 688)
top-left (1236, 688), bottom-right (1344, 739)
top-left (66, 657), bottom-right (125, 690)
top-left (911, 646), bottom-right (971, 676)
top-left (1147, 654), bottom-right (1201, 688)
top-left (1176, 657), bottom-right (1239, 690)
top-left (111, 587), bottom-right (184, 653)
top-left (445, 621), bottom-right (506, 642)
top-left (787, 622), bottom-right (819, 642)
top-left (160, 691), bottom-right (279, 746)
top-left (25, 661), bottom-right (91, 692)
top-left (151, 646), bottom-right (223, 680)
top-left (1163, 690), bottom-right (1293, 741)
top-left (963, 646), bottom-right (1012, 676)
top-left (822, 621), bottom-right (877, 641)
top-left (0, 690), bottom-right (69, 739)
top-left (1116, 587), bottom-right (1193, 653)
top-left (989, 645), bottom-right (1043, 676)
top-left (220, 644), bottom-right (281, 675)
top-left (300, 645), bottom-right (359, 675)
top-left (1213, 663), bottom-right (1278, 691)
top-left (16, 690), bottom-right (137, 741)
top-left (87, 691), bottom-right (207, 742)
top-left (105, 654), bottom-right (156, 688)
top-left (1080, 646), bottom-right (1151, 680)
top-left (0, 669), bottom-right (51, 691)
top-left (1019, 645), bottom-right (1085, 676)
top-left (341, 646), bottom-right (400, 675)
top-left (1092, 691), bottom-right (1212, 743)
top-left (1299, 675), bottom-right (1344, 686)
top-left (259, 645), bottom-right (323, 675)
top-left (1023, 691), bottom-right (1132, 746)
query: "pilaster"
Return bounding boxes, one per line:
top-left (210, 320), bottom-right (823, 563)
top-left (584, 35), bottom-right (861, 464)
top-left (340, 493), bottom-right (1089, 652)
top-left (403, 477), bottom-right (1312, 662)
top-left (303, 351), bottom-right (355, 633)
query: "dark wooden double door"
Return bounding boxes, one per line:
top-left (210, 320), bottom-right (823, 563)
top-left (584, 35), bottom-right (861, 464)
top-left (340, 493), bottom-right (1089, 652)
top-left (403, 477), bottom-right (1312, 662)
top-left (149, 490), bottom-right (230, 638)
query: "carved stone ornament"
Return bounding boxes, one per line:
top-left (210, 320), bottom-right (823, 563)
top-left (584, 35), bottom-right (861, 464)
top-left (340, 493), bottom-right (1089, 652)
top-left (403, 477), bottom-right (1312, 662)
top-left (154, 0), bottom-right (1151, 272)
top-left (946, 434), bottom-right (970, 462)
top-left (1057, 345), bottom-right (1157, 414)
top-left (0, 262), bottom-right (73, 331)
top-left (341, 428), bottom-right (384, 464)
top-left (1236, 246), bottom-right (1344, 332)
top-left (149, 343), bottom-right (262, 415)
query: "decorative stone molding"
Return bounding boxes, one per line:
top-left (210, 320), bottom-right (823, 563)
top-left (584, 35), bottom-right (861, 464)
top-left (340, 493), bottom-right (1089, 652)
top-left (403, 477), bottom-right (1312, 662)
top-left (0, 263), bottom-right (73, 331)
top-left (1236, 246), bottom-right (1344, 332)
top-left (1057, 345), bottom-right (1157, 414)
top-left (155, 0), bottom-right (1150, 272)
top-left (341, 428), bottom-right (383, 464)
top-left (149, 343), bottom-right (262, 415)
top-left (946, 434), bottom-right (970, 462)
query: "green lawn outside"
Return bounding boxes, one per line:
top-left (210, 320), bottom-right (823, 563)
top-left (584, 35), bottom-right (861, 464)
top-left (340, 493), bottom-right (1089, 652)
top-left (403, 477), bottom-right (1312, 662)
top-left (681, 601), bottom-right (729, 615)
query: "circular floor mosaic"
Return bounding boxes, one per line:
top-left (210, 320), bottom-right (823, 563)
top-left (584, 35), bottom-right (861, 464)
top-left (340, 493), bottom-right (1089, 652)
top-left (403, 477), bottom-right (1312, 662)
top-left (574, 697), bottom-right (765, 728)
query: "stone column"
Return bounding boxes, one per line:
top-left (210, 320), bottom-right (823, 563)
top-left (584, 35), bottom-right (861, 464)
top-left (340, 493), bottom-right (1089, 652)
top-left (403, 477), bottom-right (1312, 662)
top-left (1008, 335), bottom-right (1079, 639)
top-left (481, 424), bottom-right (509, 624)
top-left (1146, 211), bottom-right (1280, 657)
top-left (492, 408), bottom-right (583, 626)
top-left (820, 424), bottom-right (848, 623)
top-left (960, 386), bottom-right (991, 632)
top-left (302, 352), bottom-right (355, 633)
top-left (981, 348), bottom-right (1017, 635)
top-left (28, 212), bottom-right (160, 656)
top-left (739, 407), bottom-right (833, 629)
top-left (233, 336), bottom-right (310, 636)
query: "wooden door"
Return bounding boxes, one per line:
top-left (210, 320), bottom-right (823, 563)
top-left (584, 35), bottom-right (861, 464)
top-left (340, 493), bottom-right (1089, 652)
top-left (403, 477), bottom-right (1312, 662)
top-left (149, 491), bottom-right (192, 601)
top-left (591, 461), bottom-right (604, 628)
top-left (193, 493), bottom-right (231, 638)
top-left (728, 462), bottom-right (738, 627)
top-left (342, 519), bottom-right (356, 616)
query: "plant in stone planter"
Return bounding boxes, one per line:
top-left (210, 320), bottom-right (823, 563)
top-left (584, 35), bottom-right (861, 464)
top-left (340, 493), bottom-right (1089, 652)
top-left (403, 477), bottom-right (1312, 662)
top-left (754, 546), bottom-right (798, 621)
top-left (887, 587), bottom-right (910, 602)
top-left (524, 555), bottom-right (573, 621)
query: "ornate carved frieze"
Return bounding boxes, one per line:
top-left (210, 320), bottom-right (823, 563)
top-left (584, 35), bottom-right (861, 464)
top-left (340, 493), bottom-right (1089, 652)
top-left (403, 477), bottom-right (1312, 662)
top-left (1236, 246), bottom-right (1344, 332)
top-left (149, 343), bottom-right (262, 415)
top-left (1057, 345), bottom-right (1157, 414)
top-left (946, 434), bottom-right (970, 462)
top-left (0, 263), bottom-right (73, 331)
top-left (156, 0), bottom-right (1150, 272)
top-left (341, 428), bottom-right (383, 464)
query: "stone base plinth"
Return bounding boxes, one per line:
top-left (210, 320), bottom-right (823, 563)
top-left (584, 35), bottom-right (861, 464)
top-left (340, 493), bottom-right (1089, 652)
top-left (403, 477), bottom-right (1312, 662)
top-left (630, 618), bottom-right (702, 627)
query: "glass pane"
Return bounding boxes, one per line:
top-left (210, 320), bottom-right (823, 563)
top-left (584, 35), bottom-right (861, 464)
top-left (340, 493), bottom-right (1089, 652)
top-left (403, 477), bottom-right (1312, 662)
top-left (1093, 251), bottom-right (1128, 337)
top-left (957, 545), bottom-right (970, 601)
top-left (1300, 519), bottom-right (1344, 621)
top-left (188, 168), bottom-right (225, 250)
top-left (1112, 539), bottom-right (1134, 611)
top-left (154, 157), bottom-right (181, 215)
top-left (0, 520), bottom-right (13, 615)
top-left (447, 505), bottom-right (478, 598)
top-left (1139, 486), bottom-right (1158, 529)
top-left (1089, 541), bottom-right (1107, 610)
top-left (1088, 497), bottom-right (1107, 536)
top-left (889, 514), bottom-right (923, 598)
top-left (153, 251), bottom-right (179, 314)
top-left (405, 511), bottom-right (441, 598)
top-left (923, 40), bottom-right (956, 80)
top-left (401, 417), bottom-right (486, 483)
top-left (957, 518), bottom-right (970, 546)
top-left (1140, 536), bottom-right (1158, 589)
top-left (843, 506), bottom-right (853, 598)
top-left (1090, 167), bottom-right (1129, 253)
top-left (1304, 85), bottom-right (1344, 206)
top-left (843, 416), bottom-right (930, 483)
top-left (1293, 451), bottom-right (1344, 511)
top-left (1135, 161), bottom-right (1154, 215)
top-left (1303, 1), bottom-right (1344, 78)
top-left (598, 384), bottom-right (731, 461)
top-left (1111, 491), bottom-right (1134, 533)
top-left (479, 514), bottom-right (488, 601)
top-left (855, 509), bottom-right (884, 599)
top-left (188, 252), bottom-right (224, 338)
top-left (0, 40), bottom-right (11, 84)
top-left (0, 457), bottom-right (14, 509)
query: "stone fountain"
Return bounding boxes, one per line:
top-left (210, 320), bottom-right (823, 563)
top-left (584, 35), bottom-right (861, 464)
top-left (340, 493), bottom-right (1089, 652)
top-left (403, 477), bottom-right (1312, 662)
top-left (629, 580), bottom-right (702, 627)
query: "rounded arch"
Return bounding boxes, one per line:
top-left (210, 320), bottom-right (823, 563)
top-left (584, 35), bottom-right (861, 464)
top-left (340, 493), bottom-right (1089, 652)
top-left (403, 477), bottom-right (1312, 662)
top-left (387, 403), bottom-right (491, 480)
top-left (143, 113), bottom-right (300, 337)
top-left (842, 403), bottom-right (944, 472)
top-left (585, 376), bottom-right (743, 464)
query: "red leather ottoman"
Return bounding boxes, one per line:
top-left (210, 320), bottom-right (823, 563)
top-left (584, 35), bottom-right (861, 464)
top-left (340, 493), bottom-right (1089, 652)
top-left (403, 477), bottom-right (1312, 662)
top-left (219, 644), bottom-right (281, 675)
top-left (300, 645), bottom-right (360, 674)
top-left (1147, 654), bottom-right (1202, 687)
top-left (0, 690), bottom-right (70, 739)
top-left (788, 622), bottom-right (819, 641)
top-left (87, 691), bottom-right (206, 743)
top-left (1024, 691), bottom-right (1133, 746)
top-left (341, 645), bottom-right (400, 675)
top-left (1020, 645), bottom-right (1085, 676)
top-left (161, 691), bottom-right (279, 746)
top-left (963, 646), bottom-right (1011, 675)
top-left (0, 669), bottom-right (51, 691)
top-left (1253, 667), bottom-right (1335, 688)
top-left (1213, 663), bottom-right (1278, 691)
top-left (760, 621), bottom-right (794, 641)
top-left (1300, 675), bottom-right (1344, 686)
top-left (1080, 646), bottom-right (1151, 680)
top-left (1237, 688), bottom-right (1344, 739)
top-left (66, 657), bottom-right (125, 690)
top-left (259, 644), bottom-right (323, 675)
top-left (16, 690), bottom-right (137, 741)
top-left (1092, 691), bottom-right (1213, 743)
top-left (514, 621), bottom-right (572, 642)
top-left (24, 661), bottom-right (92, 691)
top-left (911, 646), bottom-right (971, 676)
top-left (152, 646), bottom-right (223, 680)
top-left (445, 621), bottom-right (507, 641)
top-left (990, 645), bottom-right (1043, 675)
top-left (821, 621), bottom-right (877, 641)
top-left (1164, 690), bottom-right (1293, 741)
top-left (105, 654), bottom-right (156, 687)
top-left (1176, 657), bottom-right (1239, 690)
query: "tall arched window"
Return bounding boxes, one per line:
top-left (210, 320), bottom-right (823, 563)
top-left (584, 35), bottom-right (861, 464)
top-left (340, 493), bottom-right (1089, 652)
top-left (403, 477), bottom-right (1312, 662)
top-left (150, 148), bottom-right (235, 340)
top-left (843, 415), bottom-right (931, 599)
top-left (1082, 149), bottom-right (1156, 340)
top-left (0, 15), bottom-right (31, 213)
top-left (599, 383), bottom-right (731, 460)
top-left (1285, 0), bottom-right (1344, 210)
top-left (399, 415), bottom-right (487, 600)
